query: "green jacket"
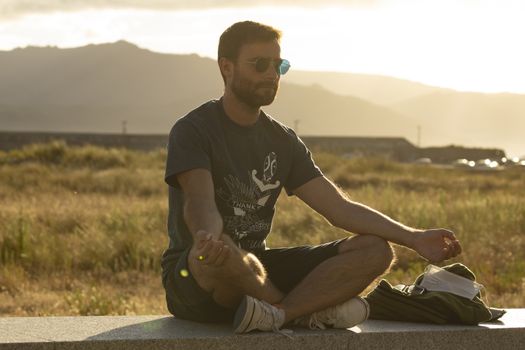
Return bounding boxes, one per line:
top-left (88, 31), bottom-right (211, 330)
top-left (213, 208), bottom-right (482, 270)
top-left (364, 263), bottom-right (505, 325)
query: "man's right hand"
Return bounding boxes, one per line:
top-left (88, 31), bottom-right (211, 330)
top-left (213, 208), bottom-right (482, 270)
top-left (190, 230), bottom-right (231, 267)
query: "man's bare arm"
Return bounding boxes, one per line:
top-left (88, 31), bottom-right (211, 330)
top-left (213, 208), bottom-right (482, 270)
top-left (176, 168), bottom-right (230, 266)
top-left (293, 176), bottom-right (461, 262)
top-left (176, 168), bottom-right (223, 240)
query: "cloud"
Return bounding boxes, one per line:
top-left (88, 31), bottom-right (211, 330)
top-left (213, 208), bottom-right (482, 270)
top-left (0, 0), bottom-right (379, 19)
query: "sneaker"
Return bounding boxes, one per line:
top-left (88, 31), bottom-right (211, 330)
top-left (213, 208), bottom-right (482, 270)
top-left (295, 297), bottom-right (370, 330)
top-left (233, 295), bottom-right (286, 334)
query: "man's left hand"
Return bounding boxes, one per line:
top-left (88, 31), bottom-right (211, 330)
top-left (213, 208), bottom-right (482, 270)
top-left (412, 229), bottom-right (462, 263)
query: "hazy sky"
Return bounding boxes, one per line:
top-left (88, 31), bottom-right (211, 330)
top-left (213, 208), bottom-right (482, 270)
top-left (1, 0), bottom-right (525, 93)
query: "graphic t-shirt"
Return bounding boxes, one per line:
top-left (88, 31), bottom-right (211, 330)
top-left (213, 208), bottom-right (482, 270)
top-left (161, 99), bottom-right (322, 271)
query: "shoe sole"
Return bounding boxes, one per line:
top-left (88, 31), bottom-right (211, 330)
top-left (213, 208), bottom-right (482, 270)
top-left (233, 296), bottom-right (255, 333)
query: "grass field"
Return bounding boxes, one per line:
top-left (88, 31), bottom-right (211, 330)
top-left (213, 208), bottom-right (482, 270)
top-left (1, 141), bottom-right (524, 316)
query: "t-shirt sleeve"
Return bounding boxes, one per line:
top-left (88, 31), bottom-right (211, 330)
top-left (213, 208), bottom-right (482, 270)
top-left (284, 132), bottom-right (323, 195)
top-left (165, 119), bottom-right (211, 188)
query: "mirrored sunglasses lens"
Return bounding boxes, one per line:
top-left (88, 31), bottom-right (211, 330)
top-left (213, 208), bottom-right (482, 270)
top-left (254, 58), bottom-right (290, 75)
top-left (279, 59), bottom-right (290, 75)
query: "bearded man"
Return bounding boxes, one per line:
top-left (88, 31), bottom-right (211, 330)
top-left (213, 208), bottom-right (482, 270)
top-left (161, 21), bottom-right (461, 334)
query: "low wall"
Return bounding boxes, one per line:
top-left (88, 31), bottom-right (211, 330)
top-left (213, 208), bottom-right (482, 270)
top-left (1, 309), bottom-right (524, 350)
top-left (0, 131), bottom-right (507, 163)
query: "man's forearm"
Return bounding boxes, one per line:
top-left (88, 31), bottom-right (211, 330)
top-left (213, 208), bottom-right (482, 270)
top-left (333, 199), bottom-right (419, 248)
top-left (184, 198), bottom-right (224, 241)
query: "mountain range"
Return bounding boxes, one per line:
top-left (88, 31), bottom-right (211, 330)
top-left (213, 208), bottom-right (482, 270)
top-left (0, 41), bottom-right (523, 156)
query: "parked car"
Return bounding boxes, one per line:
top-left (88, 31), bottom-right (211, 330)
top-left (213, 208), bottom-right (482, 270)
top-left (504, 157), bottom-right (525, 168)
top-left (474, 158), bottom-right (500, 171)
top-left (414, 157), bottom-right (432, 164)
top-left (452, 158), bottom-right (475, 168)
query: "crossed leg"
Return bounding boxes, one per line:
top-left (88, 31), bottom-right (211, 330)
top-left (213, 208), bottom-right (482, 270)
top-left (278, 234), bottom-right (394, 323)
top-left (187, 234), bottom-right (394, 323)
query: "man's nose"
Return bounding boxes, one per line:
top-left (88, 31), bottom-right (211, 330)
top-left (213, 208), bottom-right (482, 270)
top-left (263, 63), bottom-right (279, 80)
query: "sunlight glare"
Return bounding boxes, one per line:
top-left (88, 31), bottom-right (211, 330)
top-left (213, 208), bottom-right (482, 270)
top-left (0, 2), bottom-right (524, 93)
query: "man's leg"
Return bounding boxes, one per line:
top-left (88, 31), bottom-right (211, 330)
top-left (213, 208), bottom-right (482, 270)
top-left (188, 233), bottom-right (392, 331)
top-left (187, 234), bottom-right (285, 308)
top-left (278, 234), bottom-right (394, 323)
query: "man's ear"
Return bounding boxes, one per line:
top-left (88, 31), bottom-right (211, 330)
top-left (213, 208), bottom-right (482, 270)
top-left (219, 57), bottom-right (234, 81)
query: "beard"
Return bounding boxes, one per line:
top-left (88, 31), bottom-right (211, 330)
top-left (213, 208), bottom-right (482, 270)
top-left (230, 73), bottom-right (279, 108)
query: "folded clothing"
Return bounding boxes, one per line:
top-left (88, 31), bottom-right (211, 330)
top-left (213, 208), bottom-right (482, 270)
top-left (364, 263), bottom-right (506, 325)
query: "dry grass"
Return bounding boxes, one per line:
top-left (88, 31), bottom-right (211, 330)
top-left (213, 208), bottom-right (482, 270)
top-left (0, 142), bottom-right (524, 315)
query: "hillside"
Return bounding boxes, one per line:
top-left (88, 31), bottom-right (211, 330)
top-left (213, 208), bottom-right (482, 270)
top-left (0, 41), bottom-right (221, 106)
top-left (266, 83), bottom-right (414, 137)
top-left (0, 41), bottom-right (524, 155)
top-left (285, 70), bottom-right (450, 104)
top-left (391, 92), bottom-right (525, 156)
top-left (0, 41), bottom-right (415, 138)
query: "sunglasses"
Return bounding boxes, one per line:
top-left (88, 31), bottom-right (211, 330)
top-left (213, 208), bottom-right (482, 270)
top-left (246, 57), bottom-right (291, 75)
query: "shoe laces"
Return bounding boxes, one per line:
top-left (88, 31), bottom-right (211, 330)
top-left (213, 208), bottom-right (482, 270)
top-left (308, 305), bottom-right (337, 330)
top-left (257, 300), bottom-right (294, 339)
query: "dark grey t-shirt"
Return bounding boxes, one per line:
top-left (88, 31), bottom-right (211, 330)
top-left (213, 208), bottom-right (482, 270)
top-left (161, 99), bottom-right (322, 271)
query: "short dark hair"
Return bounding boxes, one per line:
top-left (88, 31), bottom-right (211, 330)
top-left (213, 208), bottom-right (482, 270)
top-left (218, 21), bottom-right (282, 61)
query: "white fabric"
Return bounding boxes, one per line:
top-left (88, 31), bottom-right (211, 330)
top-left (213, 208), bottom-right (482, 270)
top-left (419, 265), bottom-right (483, 300)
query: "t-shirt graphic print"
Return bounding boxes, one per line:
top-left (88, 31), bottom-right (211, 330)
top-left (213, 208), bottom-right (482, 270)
top-left (218, 152), bottom-right (281, 250)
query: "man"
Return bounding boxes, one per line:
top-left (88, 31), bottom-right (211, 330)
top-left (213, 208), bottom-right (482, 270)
top-left (161, 21), bottom-right (462, 334)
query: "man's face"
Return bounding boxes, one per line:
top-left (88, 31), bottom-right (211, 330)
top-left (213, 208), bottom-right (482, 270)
top-left (228, 40), bottom-right (282, 108)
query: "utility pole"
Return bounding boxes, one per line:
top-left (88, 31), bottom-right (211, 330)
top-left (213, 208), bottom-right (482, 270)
top-left (417, 125), bottom-right (421, 147)
top-left (122, 120), bottom-right (127, 135)
top-left (294, 119), bottom-right (300, 134)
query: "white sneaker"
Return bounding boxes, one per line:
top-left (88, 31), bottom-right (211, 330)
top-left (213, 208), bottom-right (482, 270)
top-left (296, 297), bottom-right (370, 330)
top-left (233, 295), bottom-right (286, 334)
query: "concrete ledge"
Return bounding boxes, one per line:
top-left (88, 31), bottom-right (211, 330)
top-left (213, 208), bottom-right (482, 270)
top-left (1, 309), bottom-right (524, 350)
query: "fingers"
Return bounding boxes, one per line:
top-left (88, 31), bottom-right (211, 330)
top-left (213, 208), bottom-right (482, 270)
top-left (194, 235), bottom-right (231, 267)
top-left (198, 237), bottom-right (216, 257)
top-left (415, 228), bottom-right (463, 263)
top-left (441, 229), bottom-right (457, 241)
top-left (211, 245), bottom-right (231, 266)
top-left (450, 239), bottom-right (462, 256)
top-left (195, 230), bottom-right (212, 249)
top-left (432, 230), bottom-right (461, 262)
top-left (201, 240), bottom-right (224, 264)
top-left (442, 245), bottom-right (453, 261)
top-left (441, 229), bottom-right (462, 258)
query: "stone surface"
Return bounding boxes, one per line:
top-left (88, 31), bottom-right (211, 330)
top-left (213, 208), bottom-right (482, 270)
top-left (1, 309), bottom-right (524, 350)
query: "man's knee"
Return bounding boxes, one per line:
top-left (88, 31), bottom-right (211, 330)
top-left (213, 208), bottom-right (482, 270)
top-left (341, 234), bottom-right (394, 273)
top-left (220, 234), bottom-right (267, 277)
top-left (363, 235), bottom-right (394, 273)
top-left (219, 235), bottom-right (266, 276)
